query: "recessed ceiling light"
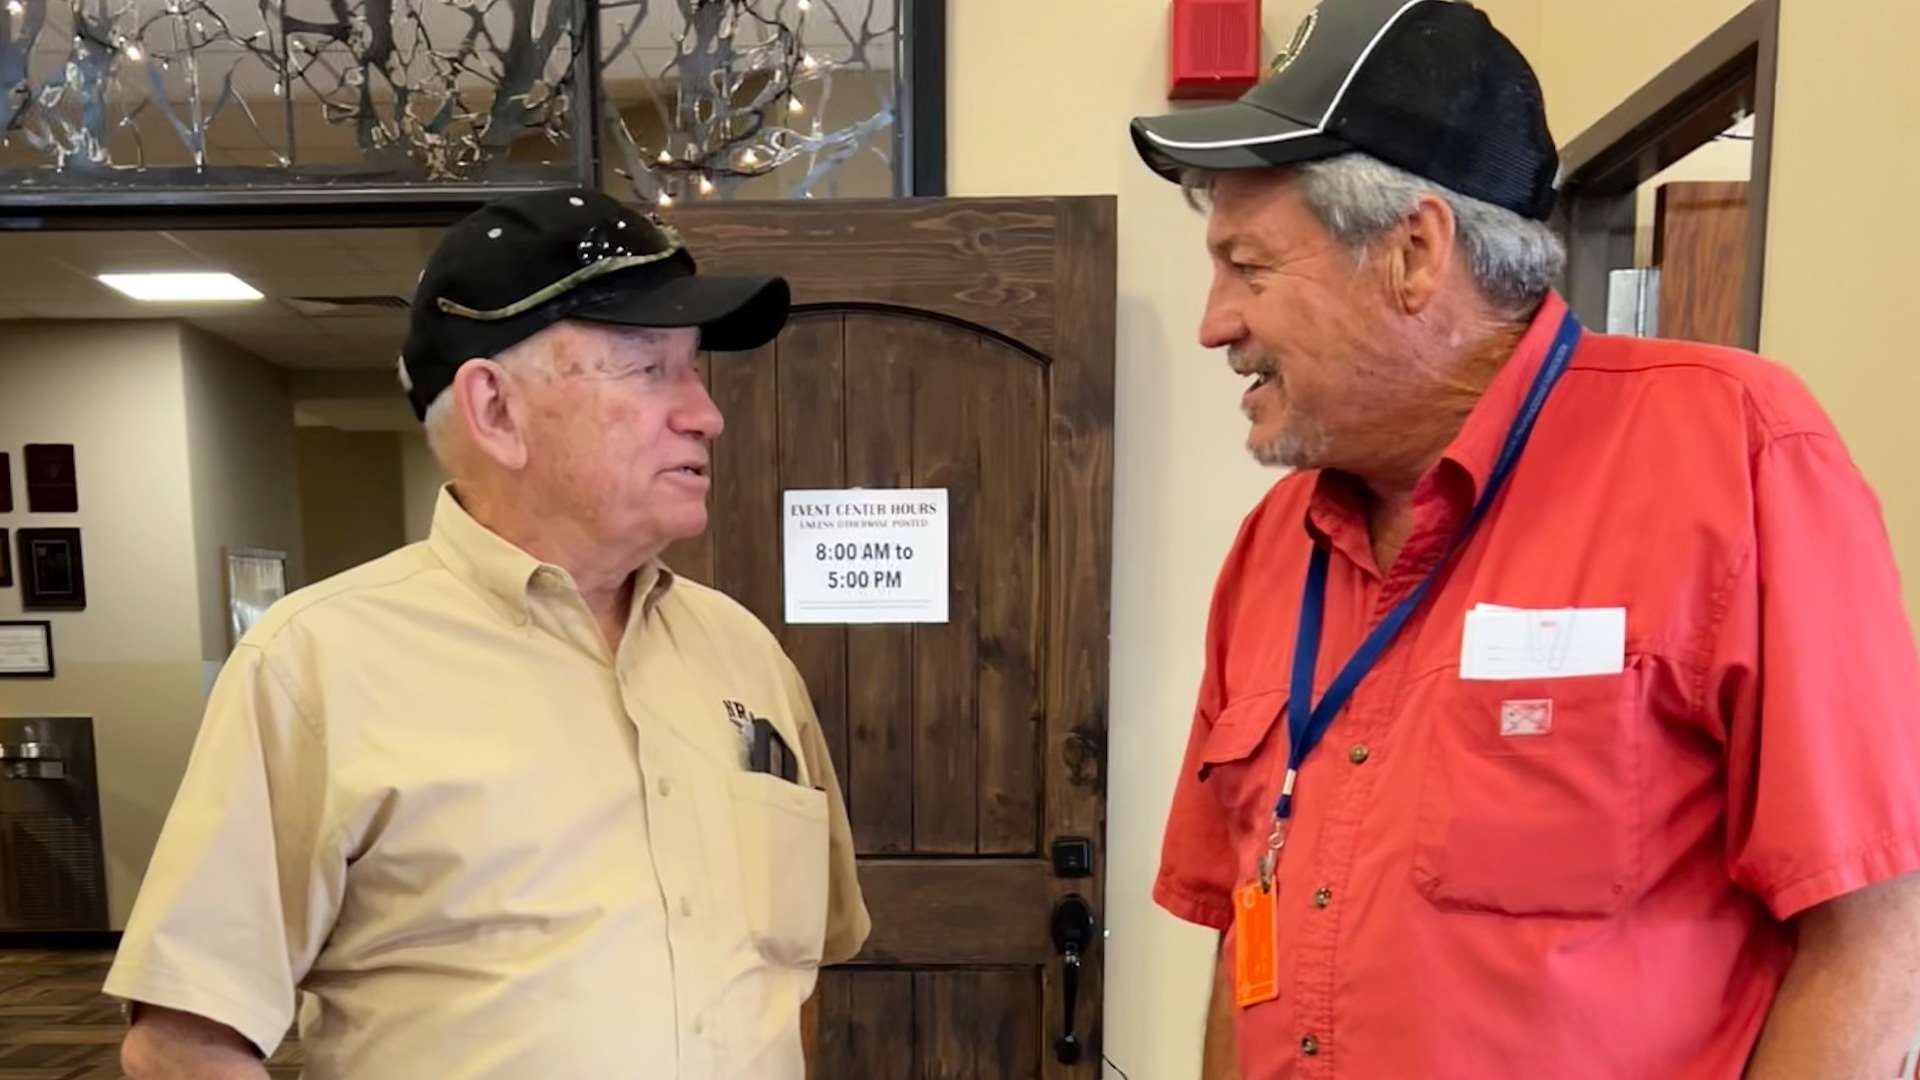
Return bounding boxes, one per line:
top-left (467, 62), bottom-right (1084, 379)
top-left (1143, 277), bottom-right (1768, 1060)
top-left (97, 272), bottom-right (263, 302)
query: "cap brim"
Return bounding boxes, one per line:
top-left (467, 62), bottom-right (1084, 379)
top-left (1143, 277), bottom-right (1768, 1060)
top-left (571, 272), bottom-right (792, 352)
top-left (1130, 102), bottom-right (1352, 183)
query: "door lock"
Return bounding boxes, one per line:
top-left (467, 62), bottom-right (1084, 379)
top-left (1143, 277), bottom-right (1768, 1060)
top-left (1050, 893), bottom-right (1095, 1065)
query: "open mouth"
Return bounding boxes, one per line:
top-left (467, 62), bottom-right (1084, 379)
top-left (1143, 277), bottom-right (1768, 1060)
top-left (668, 465), bottom-right (709, 478)
top-left (1248, 372), bottom-right (1274, 392)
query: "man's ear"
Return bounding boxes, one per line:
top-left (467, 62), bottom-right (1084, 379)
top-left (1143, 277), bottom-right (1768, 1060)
top-left (1384, 192), bottom-right (1459, 317)
top-left (452, 358), bottom-right (531, 471)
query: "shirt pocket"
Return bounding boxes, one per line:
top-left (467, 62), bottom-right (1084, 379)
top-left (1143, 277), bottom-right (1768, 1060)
top-left (1199, 691), bottom-right (1289, 851)
top-left (1410, 661), bottom-right (1643, 918)
top-left (728, 771), bottom-right (831, 967)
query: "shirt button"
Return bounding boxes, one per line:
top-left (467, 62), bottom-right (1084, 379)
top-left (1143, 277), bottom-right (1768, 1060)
top-left (1348, 743), bottom-right (1371, 765)
top-left (1302, 1034), bottom-right (1320, 1056)
top-left (680, 896), bottom-right (694, 918)
top-left (692, 1017), bottom-right (704, 1036)
top-left (658, 777), bottom-right (673, 797)
top-left (1313, 887), bottom-right (1333, 909)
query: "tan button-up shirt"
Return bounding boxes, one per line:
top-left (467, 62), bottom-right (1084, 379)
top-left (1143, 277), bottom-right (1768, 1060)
top-left (106, 488), bottom-right (869, 1079)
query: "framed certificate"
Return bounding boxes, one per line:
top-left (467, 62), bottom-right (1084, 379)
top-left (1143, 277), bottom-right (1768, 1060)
top-left (225, 547), bottom-right (289, 649)
top-left (0, 621), bottom-right (54, 678)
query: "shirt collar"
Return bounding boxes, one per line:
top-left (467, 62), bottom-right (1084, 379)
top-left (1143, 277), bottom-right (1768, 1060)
top-left (1431, 291), bottom-right (1574, 504)
top-left (1303, 291), bottom-right (1575, 559)
top-left (427, 485), bottom-right (674, 626)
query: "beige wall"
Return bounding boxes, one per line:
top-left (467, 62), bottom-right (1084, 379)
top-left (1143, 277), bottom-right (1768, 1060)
top-left (295, 427), bottom-right (406, 582)
top-left (180, 326), bottom-right (307, 660)
top-left (400, 431), bottom-right (448, 543)
top-left (1535, 0), bottom-right (1745, 140)
top-left (1539, 0), bottom-right (1920, 638)
top-left (0, 321), bottom-right (209, 927)
top-left (947, 5), bottom-right (1540, 1077)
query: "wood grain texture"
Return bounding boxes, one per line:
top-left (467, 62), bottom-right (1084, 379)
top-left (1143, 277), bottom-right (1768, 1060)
top-left (802, 981), bottom-right (824, 1074)
top-left (661, 196), bottom-right (1116, 1080)
top-left (708, 340), bottom-right (783, 628)
top-left (910, 323), bottom-right (985, 854)
top-left (1042, 197), bottom-right (1117, 1079)
top-left (842, 316), bottom-right (920, 856)
top-left (1655, 181), bottom-right (1750, 349)
top-left (813, 970), bottom-right (913, 1080)
top-left (974, 335), bottom-right (1047, 856)
top-left (777, 315), bottom-right (851, 779)
top-left (850, 859), bottom-right (1051, 966)
top-left (664, 200), bottom-right (1061, 356)
top-left (914, 969), bottom-right (1041, 1080)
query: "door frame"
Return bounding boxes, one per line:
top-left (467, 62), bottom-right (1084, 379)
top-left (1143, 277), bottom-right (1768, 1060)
top-left (1553, 0), bottom-right (1781, 351)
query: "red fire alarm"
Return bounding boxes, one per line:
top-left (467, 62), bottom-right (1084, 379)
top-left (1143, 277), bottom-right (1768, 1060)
top-left (1169, 0), bottom-right (1263, 100)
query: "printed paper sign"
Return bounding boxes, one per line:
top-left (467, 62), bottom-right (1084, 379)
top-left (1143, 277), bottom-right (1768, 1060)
top-left (1460, 604), bottom-right (1626, 681)
top-left (783, 488), bottom-right (949, 625)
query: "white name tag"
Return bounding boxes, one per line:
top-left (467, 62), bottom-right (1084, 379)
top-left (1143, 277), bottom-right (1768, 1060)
top-left (1460, 604), bottom-right (1626, 681)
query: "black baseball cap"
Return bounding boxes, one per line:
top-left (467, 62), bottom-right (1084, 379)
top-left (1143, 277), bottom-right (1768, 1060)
top-left (399, 188), bottom-right (790, 419)
top-left (1130, 0), bottom-right (1559, 221)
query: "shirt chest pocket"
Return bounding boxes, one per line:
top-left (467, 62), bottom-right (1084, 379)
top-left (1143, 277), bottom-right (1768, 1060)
top-left (1410, 661), bottom-right (1645, 918)
top-left (728, 771), bottom-right (830, 967)
top-left (1198, 691), bottom-right (1290, 847)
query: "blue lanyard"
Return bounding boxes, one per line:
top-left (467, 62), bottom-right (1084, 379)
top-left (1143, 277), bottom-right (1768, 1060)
top-left (1260, 311), bottom-right (1584, 886)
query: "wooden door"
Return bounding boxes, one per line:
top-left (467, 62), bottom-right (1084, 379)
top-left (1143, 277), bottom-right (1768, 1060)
top-left (659, 198), bottom-right (1116, 1080)
top-left (1654, 180), bottom-right (1751, 348)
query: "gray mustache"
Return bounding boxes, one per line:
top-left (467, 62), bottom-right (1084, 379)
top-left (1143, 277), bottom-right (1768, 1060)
top-left (1228, 348), bottom-right (1277, 377)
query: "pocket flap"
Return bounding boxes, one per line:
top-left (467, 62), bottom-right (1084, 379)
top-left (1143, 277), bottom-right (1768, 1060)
top-left (1200, 692), bottom-right (1287, 774)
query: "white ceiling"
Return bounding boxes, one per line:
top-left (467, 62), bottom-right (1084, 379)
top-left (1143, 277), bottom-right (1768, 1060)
top-left (0, 225), bottom-right (440, 370)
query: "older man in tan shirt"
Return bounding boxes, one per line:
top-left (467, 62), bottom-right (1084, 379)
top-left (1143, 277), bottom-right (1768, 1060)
top-left (106, 189), bottom-right (869, 1079)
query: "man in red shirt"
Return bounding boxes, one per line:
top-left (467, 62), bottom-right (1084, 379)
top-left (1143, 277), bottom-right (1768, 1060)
top-left (1129, 1), bottom-right (1920, 1077)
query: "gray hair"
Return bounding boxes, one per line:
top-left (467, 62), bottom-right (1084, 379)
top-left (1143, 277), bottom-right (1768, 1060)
top-left (1184, 153), bottom-right (1565, 317)
top-left (403, 331), bottom-right (555, 470)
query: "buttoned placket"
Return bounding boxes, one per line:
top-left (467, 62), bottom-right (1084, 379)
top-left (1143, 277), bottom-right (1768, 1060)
top-left (1286, 481), bottom-right (1468, 1076)
top-left (615, 596), bottom-right (722, 1077)
top-left (530, 569), bottom-right (719, 1076)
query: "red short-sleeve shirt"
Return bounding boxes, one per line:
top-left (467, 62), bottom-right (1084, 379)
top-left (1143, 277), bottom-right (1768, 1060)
top-left (1157, 293), bottom-right (1920, 1079)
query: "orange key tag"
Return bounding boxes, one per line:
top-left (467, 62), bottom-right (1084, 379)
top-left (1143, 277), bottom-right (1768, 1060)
top-left (1231, 881), bottom-right (1279, 1007)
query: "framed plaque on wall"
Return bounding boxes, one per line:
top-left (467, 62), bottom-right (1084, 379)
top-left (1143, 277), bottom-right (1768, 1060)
top-left (18, 529), bottom-right (86, 611)
top-left (0, 622), bottom-right (54, 678)
top-left (23, 445), bottom-right (78, 514)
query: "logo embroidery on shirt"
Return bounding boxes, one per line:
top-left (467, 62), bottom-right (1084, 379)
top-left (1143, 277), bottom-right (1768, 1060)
top-left (1500, 699), bottom-right (1554, 737)
top-left (721, 691), bottom-right (760, 760)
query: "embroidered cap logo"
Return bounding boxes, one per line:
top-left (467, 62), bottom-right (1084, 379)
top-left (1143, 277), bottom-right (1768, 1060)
top-left (1270, 7), bottom-right (1320, 77)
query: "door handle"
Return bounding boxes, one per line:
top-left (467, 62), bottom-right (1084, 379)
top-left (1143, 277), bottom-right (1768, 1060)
top-left (1051, 893), bottom-right (1095, 1065)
